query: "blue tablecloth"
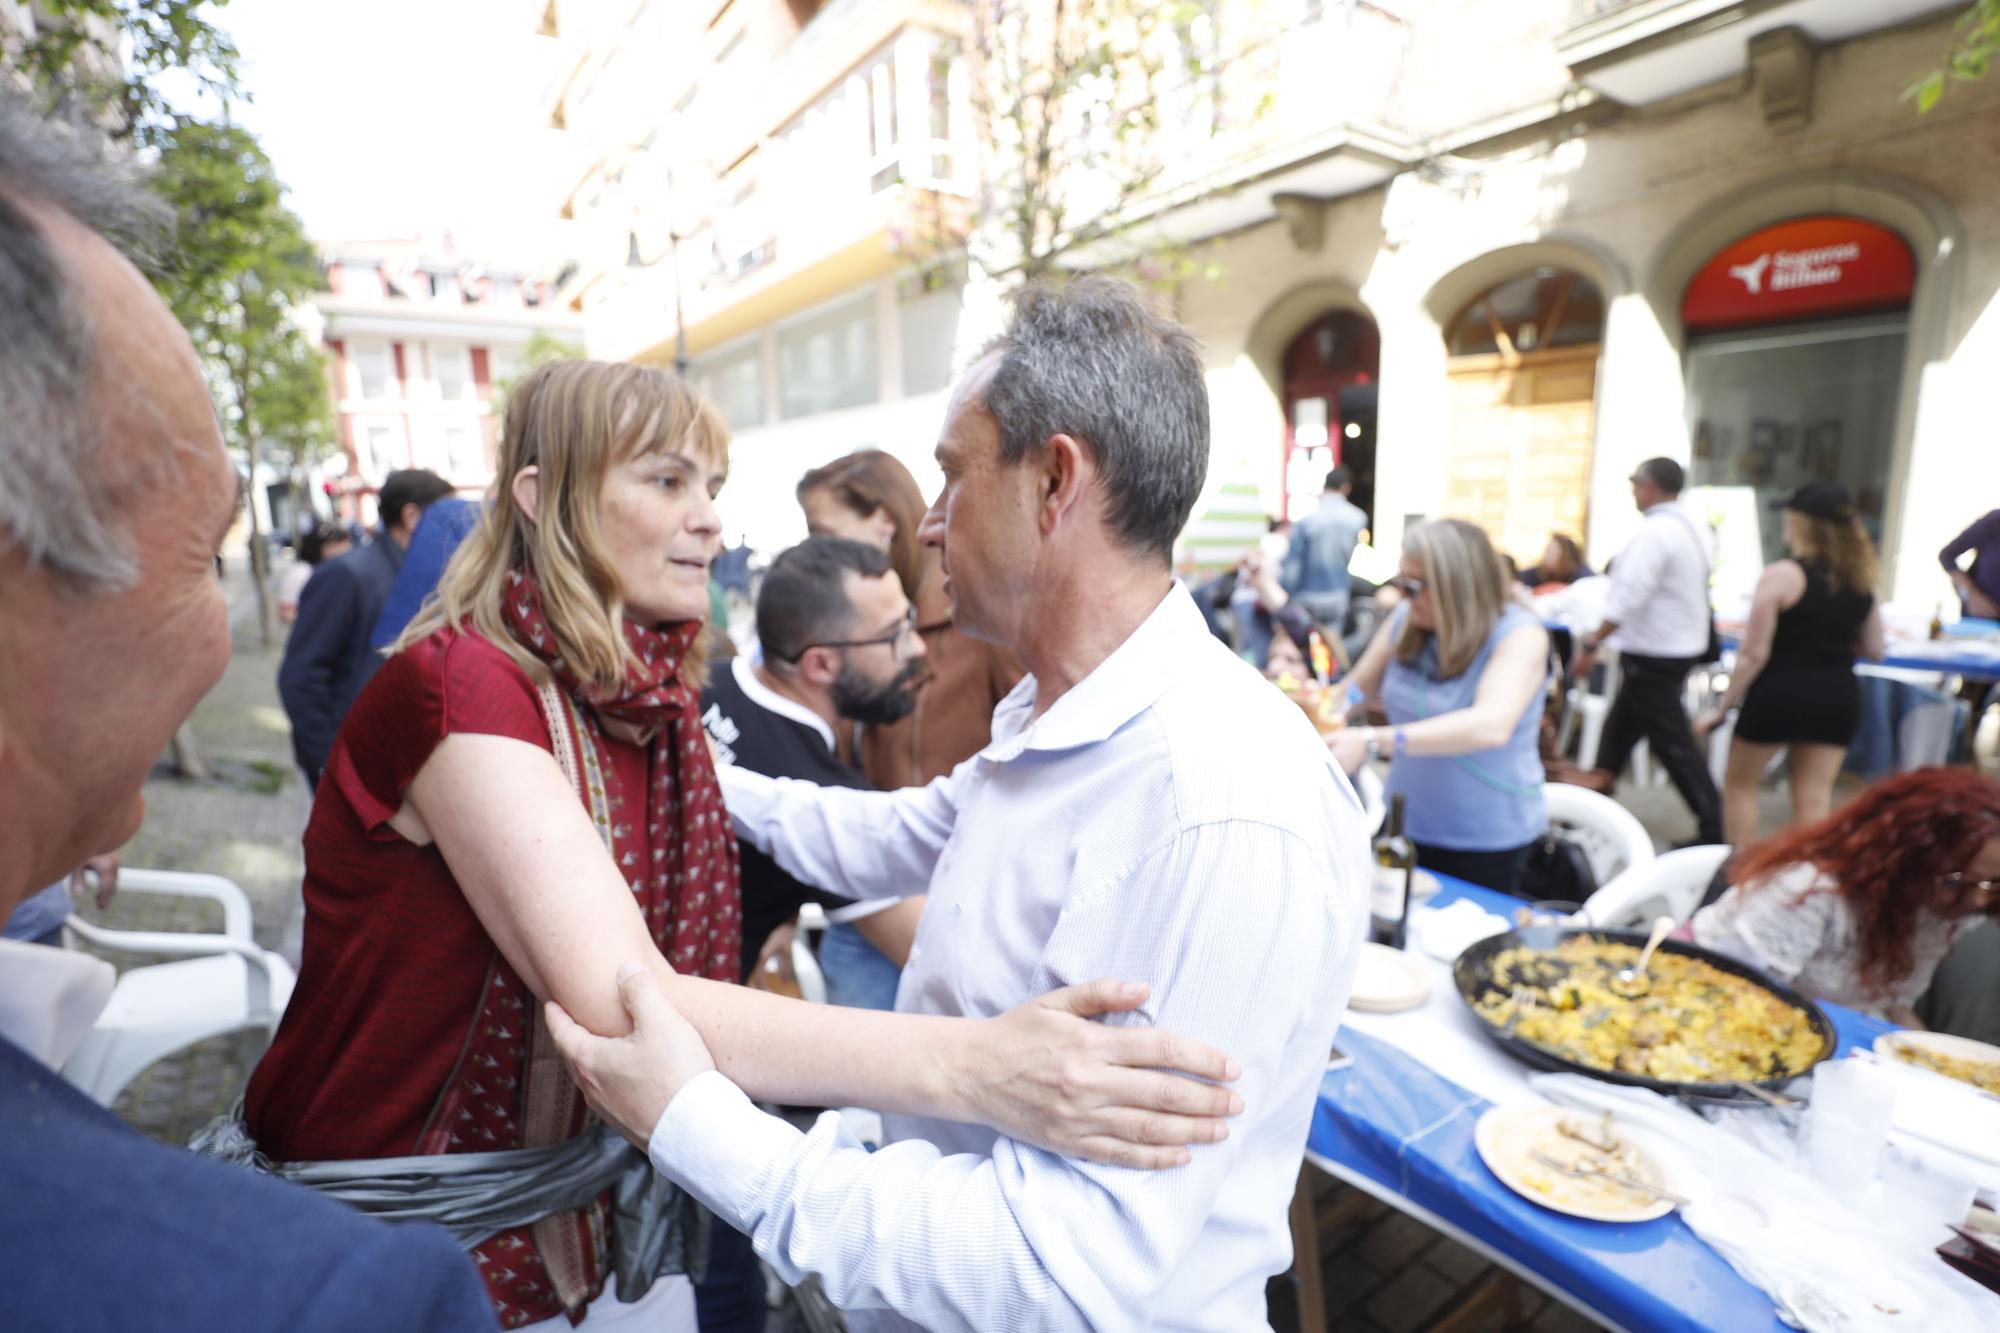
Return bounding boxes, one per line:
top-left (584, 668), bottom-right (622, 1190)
top-left (1711, 632), bottom-right (2000, 683)
top-left (1309, 877), bottom-right (1892, 1333)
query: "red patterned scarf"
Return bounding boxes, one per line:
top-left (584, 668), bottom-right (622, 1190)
top-left (500, 567), bottom-right (741, 982)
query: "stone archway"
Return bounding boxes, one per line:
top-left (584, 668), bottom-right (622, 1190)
top-left (1417, 240), bottom-right (1628, 566)
top-left (1643, 170), bottom-right (1963, 593)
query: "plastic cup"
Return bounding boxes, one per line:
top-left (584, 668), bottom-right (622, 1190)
top-left (1806, 1059), bottom-right (1899, 1194)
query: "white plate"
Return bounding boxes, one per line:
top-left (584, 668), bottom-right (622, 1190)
top-left (1410, 868), bottom-right (1442, 902)
top-left (1874, 1030), bottom-right (2000, 1093)
top-left (1474, 1104), bottom-right (1677, 1223)
top-left (1347, 942), bottom-right (1431, 1013)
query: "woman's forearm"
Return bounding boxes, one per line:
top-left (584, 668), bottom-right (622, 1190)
top-left (1384, 707), bottom-right (1514, 757)
top-left (660, 964), bottom-right (968, 1116)
top-left (1719, 650), bottom-right (1768, 712)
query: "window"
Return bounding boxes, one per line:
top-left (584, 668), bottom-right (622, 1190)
top-left (900, 285), bottom-right (960, 396)
top-left (353, 343), bottom-right (393, 399)
top-left (778, 294), bottom-right (878, 418)
top-left (443, 423), bottom-right (484, 479)
top-left (428, 271), bottom-right (457, 301)
top-left (433, 345), bottom-right (473, 402)
top-left (360, 424), bottom-right (394, 478)
top-left (698, 340), bottom-right (766, 430)
top-left (340, 262), bottom-right (384, 299)
top-left (1685, 316), bottom-right (1907, 571)
top-left (1446, 269), bottom-right (1604, 358)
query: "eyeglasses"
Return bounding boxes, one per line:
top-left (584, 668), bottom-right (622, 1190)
top-left (777, 606), bottom-right (917, 663)
top-left (1388, 575), bottom-right (1428, 596)
top-left (1936, 873), bottom-right (2000, 897)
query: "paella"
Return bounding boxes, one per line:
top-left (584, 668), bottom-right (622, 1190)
top-left (1468, 935), bottom-right (1826, 1084)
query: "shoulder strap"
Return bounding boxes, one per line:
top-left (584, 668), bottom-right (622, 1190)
top-left (1655, 506), bottom-right (1713, 578)
top-left (537, 680), bottom-right (583, 798)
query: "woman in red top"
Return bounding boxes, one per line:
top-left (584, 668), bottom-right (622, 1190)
top-left (244, 361), bottom-right (1240, 1330)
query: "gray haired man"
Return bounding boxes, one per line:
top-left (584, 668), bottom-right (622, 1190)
top-left (552, 278), bottom-right (1370, 1331)
top-left (0, 94), bottom-right (497, 1330)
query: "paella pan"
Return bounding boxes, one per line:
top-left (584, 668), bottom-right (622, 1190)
top-left (1453, 923), bottom-right (1836, 1100)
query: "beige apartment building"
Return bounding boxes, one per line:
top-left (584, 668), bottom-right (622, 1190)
top-left (542, 0), bottom-right (2000, 616)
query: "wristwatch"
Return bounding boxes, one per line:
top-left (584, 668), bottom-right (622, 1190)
top-left (1364, 728), bottom-right (1384, 761)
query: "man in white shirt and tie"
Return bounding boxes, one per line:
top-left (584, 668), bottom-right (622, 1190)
top-left (1575, 457), bottom-right (1725, 844)
top-left (549, 277), bottom-right (1371, 1331)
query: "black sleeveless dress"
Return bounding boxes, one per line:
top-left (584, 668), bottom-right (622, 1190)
top-left (1735, 559), bottom-right (1874, 747)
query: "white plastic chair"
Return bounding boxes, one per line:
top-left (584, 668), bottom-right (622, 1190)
top-left (1542, 782), bottom-right (1656, 891)
top-left (1565, 647), bottom-right (1621, 771)
top-left (60, 870), bottom-right (295, 1107)
top-left (1582, 843), bottom-right (1731, 928)
top-left (791, 902), bottom-right (831, 1006)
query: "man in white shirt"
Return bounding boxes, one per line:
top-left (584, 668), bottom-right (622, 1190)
top-left (1575, 457), bottom-right (1725, 844)
top-left (550, 277), bottom-right (1371, 1331)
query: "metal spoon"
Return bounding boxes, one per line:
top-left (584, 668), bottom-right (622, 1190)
top-left (1609, 916), bottom-right (1676, 997)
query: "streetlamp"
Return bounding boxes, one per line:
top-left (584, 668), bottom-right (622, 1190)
top-left (623, 142), bottom-right (693, 378)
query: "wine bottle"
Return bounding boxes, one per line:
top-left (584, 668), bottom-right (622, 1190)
top-left (1370, 793), bottom-right (1416, 950)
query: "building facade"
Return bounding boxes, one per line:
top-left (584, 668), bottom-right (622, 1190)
top-left (1179, 0), bottom-right (1997, 618)
top-left (544, 0), bottom-right (1999, 619)
top-left (309, 237), bottom-right (583, 525)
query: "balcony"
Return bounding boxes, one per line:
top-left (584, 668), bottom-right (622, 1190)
top-left (1558, 0), bottom-right (1961, 107)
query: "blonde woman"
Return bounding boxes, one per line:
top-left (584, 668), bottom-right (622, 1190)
top-left (1694, 482), bottom-right (1885, 845)
top-left (238, 362), bottom-right (1239, 1330)
top-left (1331, 519), bottom-right (1550, 894)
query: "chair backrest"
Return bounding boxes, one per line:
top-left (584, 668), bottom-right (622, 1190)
top-left (1542, 782), bottom-right (1656, 889)
top-left (1582, 843), bottom-right (1731, 928)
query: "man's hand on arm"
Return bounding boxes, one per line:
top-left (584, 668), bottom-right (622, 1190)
top-left (546, 962), bottom-right (716, 1148)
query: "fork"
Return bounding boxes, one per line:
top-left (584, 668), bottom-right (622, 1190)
top-left (1531, 1151), bottom-right (1689, 1206)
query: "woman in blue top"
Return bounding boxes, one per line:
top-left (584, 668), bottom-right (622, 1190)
top-left (1330, 519), bottom-right (1551, 895)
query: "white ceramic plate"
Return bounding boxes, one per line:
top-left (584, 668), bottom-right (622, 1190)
top-left (1410, 868), bottom-right (1442, 902)
top-left (1347, 942), bottom-right (1431, 1013)
top-left (1474, 1104), bottom-right (1677, 1223)
top-left (1874, 1030), bottom-right (2000, 1094)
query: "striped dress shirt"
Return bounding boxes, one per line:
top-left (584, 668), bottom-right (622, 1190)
top-left (653, 582), bottom-right (1370, 1331)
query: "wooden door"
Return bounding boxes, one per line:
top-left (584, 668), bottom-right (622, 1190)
top-left (1443, 346), bottom-right (1598, 568)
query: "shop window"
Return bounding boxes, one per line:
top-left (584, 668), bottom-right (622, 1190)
top-left (1446, 268), bottom-right (1603, 358)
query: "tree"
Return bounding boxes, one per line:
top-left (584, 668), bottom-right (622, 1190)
top-left (1908, 1), bottom-right (2000, 111)
top-left (15, 6), bottom-right (335, 646)
top-left (908, 0), bottom-right (1267, 288)
top-left (152, 119), bottom-right (331, 646)
top-left (493, 330), bottom-right (585, 408)
top-left (11, 0), bottom-right (241, 146)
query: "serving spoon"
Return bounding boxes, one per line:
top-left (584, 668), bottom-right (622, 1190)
top-left (1608, 916), bottom-right (1676, 998)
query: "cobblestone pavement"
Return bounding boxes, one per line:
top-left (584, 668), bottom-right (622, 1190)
top-left (78, 559), bottom-right (1614, 1332)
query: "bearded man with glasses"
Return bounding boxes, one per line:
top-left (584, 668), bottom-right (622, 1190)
top-left (699, 536), bottom-right (928, 1006)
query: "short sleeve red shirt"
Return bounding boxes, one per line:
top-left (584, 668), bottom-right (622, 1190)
top-left (244, 627), bottom-right (652, 1162)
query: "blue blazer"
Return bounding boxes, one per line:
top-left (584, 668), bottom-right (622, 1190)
top-left (277, 536), bottom-right (404, 784)
top-left (0, 1036), bottom-right (497, 1332)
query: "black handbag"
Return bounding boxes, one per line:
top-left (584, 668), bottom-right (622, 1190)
top-left (1700, 614), bottom-right (1725, 666)
top-left (1519, 830), bottom-right (1598, 904)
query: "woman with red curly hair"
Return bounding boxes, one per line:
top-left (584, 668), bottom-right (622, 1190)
top-left (1688, 767), bottom-right (2000, 1024)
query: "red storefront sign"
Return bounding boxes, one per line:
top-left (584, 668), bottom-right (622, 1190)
top-left (1682, 216), bottom-right (1914, 331)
